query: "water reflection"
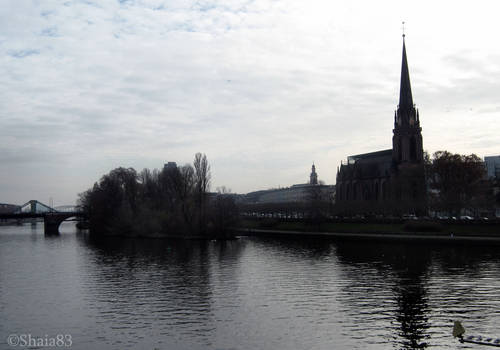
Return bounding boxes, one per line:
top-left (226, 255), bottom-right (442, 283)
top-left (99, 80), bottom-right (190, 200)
top-left (77, 236), bottom-right (247, 349)
top-left (394, 266), bottom-right (429, 349)
top-left (330, 242), bottom-right (429, 348)
top-left (334, 240), bottom-right (500, 349)
top-left (79, 237), bottom-right (203, 348)
top-left (249, 237), bottom-right (500, 349)
top-left (3, 225), bottom-right (500, 350)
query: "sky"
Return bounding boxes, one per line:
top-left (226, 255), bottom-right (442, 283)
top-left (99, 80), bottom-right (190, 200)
top-left (1, 0), bottom-right (500, 206)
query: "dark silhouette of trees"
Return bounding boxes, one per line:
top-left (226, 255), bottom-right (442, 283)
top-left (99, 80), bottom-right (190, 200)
top-left (210, 187), bottom-right (239, 239)
top-left (306, 184), bottom-right (327, 224)
top-left (193, 153), bottom-right (211, 235)
top-left (78, 153), bottom-right (238, 239)
top-left (77, 167), bottom-right (138, 234)
top-left (428, 151), bottom-right (492, 216)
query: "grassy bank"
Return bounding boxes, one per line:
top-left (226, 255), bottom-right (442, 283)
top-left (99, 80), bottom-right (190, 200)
top-left (237, 219), bottom-right (500, 237)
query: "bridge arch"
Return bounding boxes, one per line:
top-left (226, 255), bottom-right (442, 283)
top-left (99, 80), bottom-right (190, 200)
top-left (43, 212), bottom-right (84, 235)
top-left (1, 200), bottom-right (85, 235)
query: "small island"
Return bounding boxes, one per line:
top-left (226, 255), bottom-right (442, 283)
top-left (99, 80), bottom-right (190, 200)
top-left (78, 153), bottom-right (238, 240)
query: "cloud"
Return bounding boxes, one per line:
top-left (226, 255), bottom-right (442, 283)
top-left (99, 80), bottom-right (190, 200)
top-left (1, 0), bottom-right (500, 204)
top-left (40, 26), bottom-right (59, 37)
top-left (7, 49), bottom-right (41, 58)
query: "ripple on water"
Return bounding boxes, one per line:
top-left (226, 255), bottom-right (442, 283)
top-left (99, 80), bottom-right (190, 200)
top-left (2, 227), bottom-right (500, 349)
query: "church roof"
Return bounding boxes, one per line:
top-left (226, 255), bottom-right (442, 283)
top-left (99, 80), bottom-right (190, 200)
top-left (339, 149), bottom-right (393, 181)
top-left (347, 149), bottom-right (392, 163)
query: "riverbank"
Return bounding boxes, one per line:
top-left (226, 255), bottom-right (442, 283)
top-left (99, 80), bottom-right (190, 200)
top-left (235, 219), bottom-right (500, 242)
top-left (235, 228), bottom-right (500, 243)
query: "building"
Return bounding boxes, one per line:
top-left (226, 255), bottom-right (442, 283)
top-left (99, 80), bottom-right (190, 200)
top-left (163, 162), bottom-right (177, 171)
top-left (335, 36), bottom-right (426, 215)
top-left (485, 156), bottom-right (500, 179)
top-left (310, 163), bottom-right (318, 185)
top-left (0, 203), bottom-right (20, 214)
top-left (242, 164), bottom-right (335, 204)
top-left (484, 156), bottom-right (500, 217)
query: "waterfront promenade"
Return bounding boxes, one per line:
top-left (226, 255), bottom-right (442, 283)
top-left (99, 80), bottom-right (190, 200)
top-left (236, 227), bottom-right (500, 243)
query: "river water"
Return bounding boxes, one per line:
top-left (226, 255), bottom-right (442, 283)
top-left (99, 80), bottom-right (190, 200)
top-left (1, 222), bottom-right (500, 350)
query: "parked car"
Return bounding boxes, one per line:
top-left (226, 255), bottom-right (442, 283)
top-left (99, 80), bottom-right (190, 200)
top-left (403, 214), bottom-right (418, 220)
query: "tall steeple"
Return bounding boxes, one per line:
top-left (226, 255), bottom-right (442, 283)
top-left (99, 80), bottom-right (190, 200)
top-left (392, 34), bottom-right (423, 164)
top-left (399, 36), bottom-right (413, 112)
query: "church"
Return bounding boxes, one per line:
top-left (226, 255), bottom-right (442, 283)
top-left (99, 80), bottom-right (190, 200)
top-left (335, 36), bottom-right (427, 216)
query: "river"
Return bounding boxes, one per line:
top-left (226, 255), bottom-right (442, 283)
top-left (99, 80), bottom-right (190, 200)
top-left (1, 222), bottom-right (500, 349)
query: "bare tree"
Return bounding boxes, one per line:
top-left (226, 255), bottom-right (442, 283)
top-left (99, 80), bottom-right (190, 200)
top-left (193, 153), bottom-right (211, 234)
top-left (194, 153), bottom-right (211, 195)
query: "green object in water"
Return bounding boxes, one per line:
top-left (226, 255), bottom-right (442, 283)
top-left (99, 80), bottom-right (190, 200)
top-left (453, 320), bottom-right (466, 338)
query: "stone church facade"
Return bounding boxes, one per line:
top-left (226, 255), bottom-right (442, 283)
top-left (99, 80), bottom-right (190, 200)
top-left (336, 37), bottom-right (427, 216)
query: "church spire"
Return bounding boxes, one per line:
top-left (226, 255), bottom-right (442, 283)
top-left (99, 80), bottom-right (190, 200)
top-left (392, 31), bottom-right (423, 164)
top-left (399, 36), bottom-right (413, 111)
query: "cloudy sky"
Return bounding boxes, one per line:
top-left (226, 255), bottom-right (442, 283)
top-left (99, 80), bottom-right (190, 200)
top-left (1, 0), bottom-right (500, 205)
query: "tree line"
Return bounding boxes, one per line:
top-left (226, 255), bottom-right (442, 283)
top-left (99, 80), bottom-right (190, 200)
top-left (78, 153), bottom-right (238, 239)
top-left (426, 151), bottom-right (495, 218)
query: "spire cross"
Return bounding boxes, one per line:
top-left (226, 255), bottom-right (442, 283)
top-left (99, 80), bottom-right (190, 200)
top-left (402, 21), bottom-right (406, 38)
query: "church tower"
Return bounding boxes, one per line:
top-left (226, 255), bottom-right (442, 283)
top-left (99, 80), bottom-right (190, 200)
top-left (310, 164), bottom-right (318, 185)
top-left (392, 36), bottom-right (423, 164)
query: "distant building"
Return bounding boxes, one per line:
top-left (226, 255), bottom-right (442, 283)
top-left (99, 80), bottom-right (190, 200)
top-left (163, 162), bottom-right (177, 170)
top-left (242, 164), bottom-right (335, 204)
top-left (485, 156), bottom-right (500, 179)
top-left (310, 164), bottom-right (318, 185)
top-left (336, 36), bottom-right (426, 215)
top-left (485, 156), bottom-right (500, 217)
top-left (0, 203), bottom-right (20, 214)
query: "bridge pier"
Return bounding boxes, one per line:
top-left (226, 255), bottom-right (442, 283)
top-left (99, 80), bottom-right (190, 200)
top-left (44, 214), bottom-right (62, 235)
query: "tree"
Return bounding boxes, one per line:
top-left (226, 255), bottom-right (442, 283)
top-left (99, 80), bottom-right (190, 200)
top-left (428, 151), bottom-right (488, 216)
top-left (78, 153), bottom-right (239, 238)
top-left (77, 167), bottom-right (138, 234)
top-left (210, 187), bottom-right (239, 239)
top-left (193, 153), bottom-right (211, 235)
top-left (306, 184), bottom-right (325, 224)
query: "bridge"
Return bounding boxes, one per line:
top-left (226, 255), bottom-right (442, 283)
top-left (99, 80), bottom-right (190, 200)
top-left (0, 200), bottom-right (86, 235)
